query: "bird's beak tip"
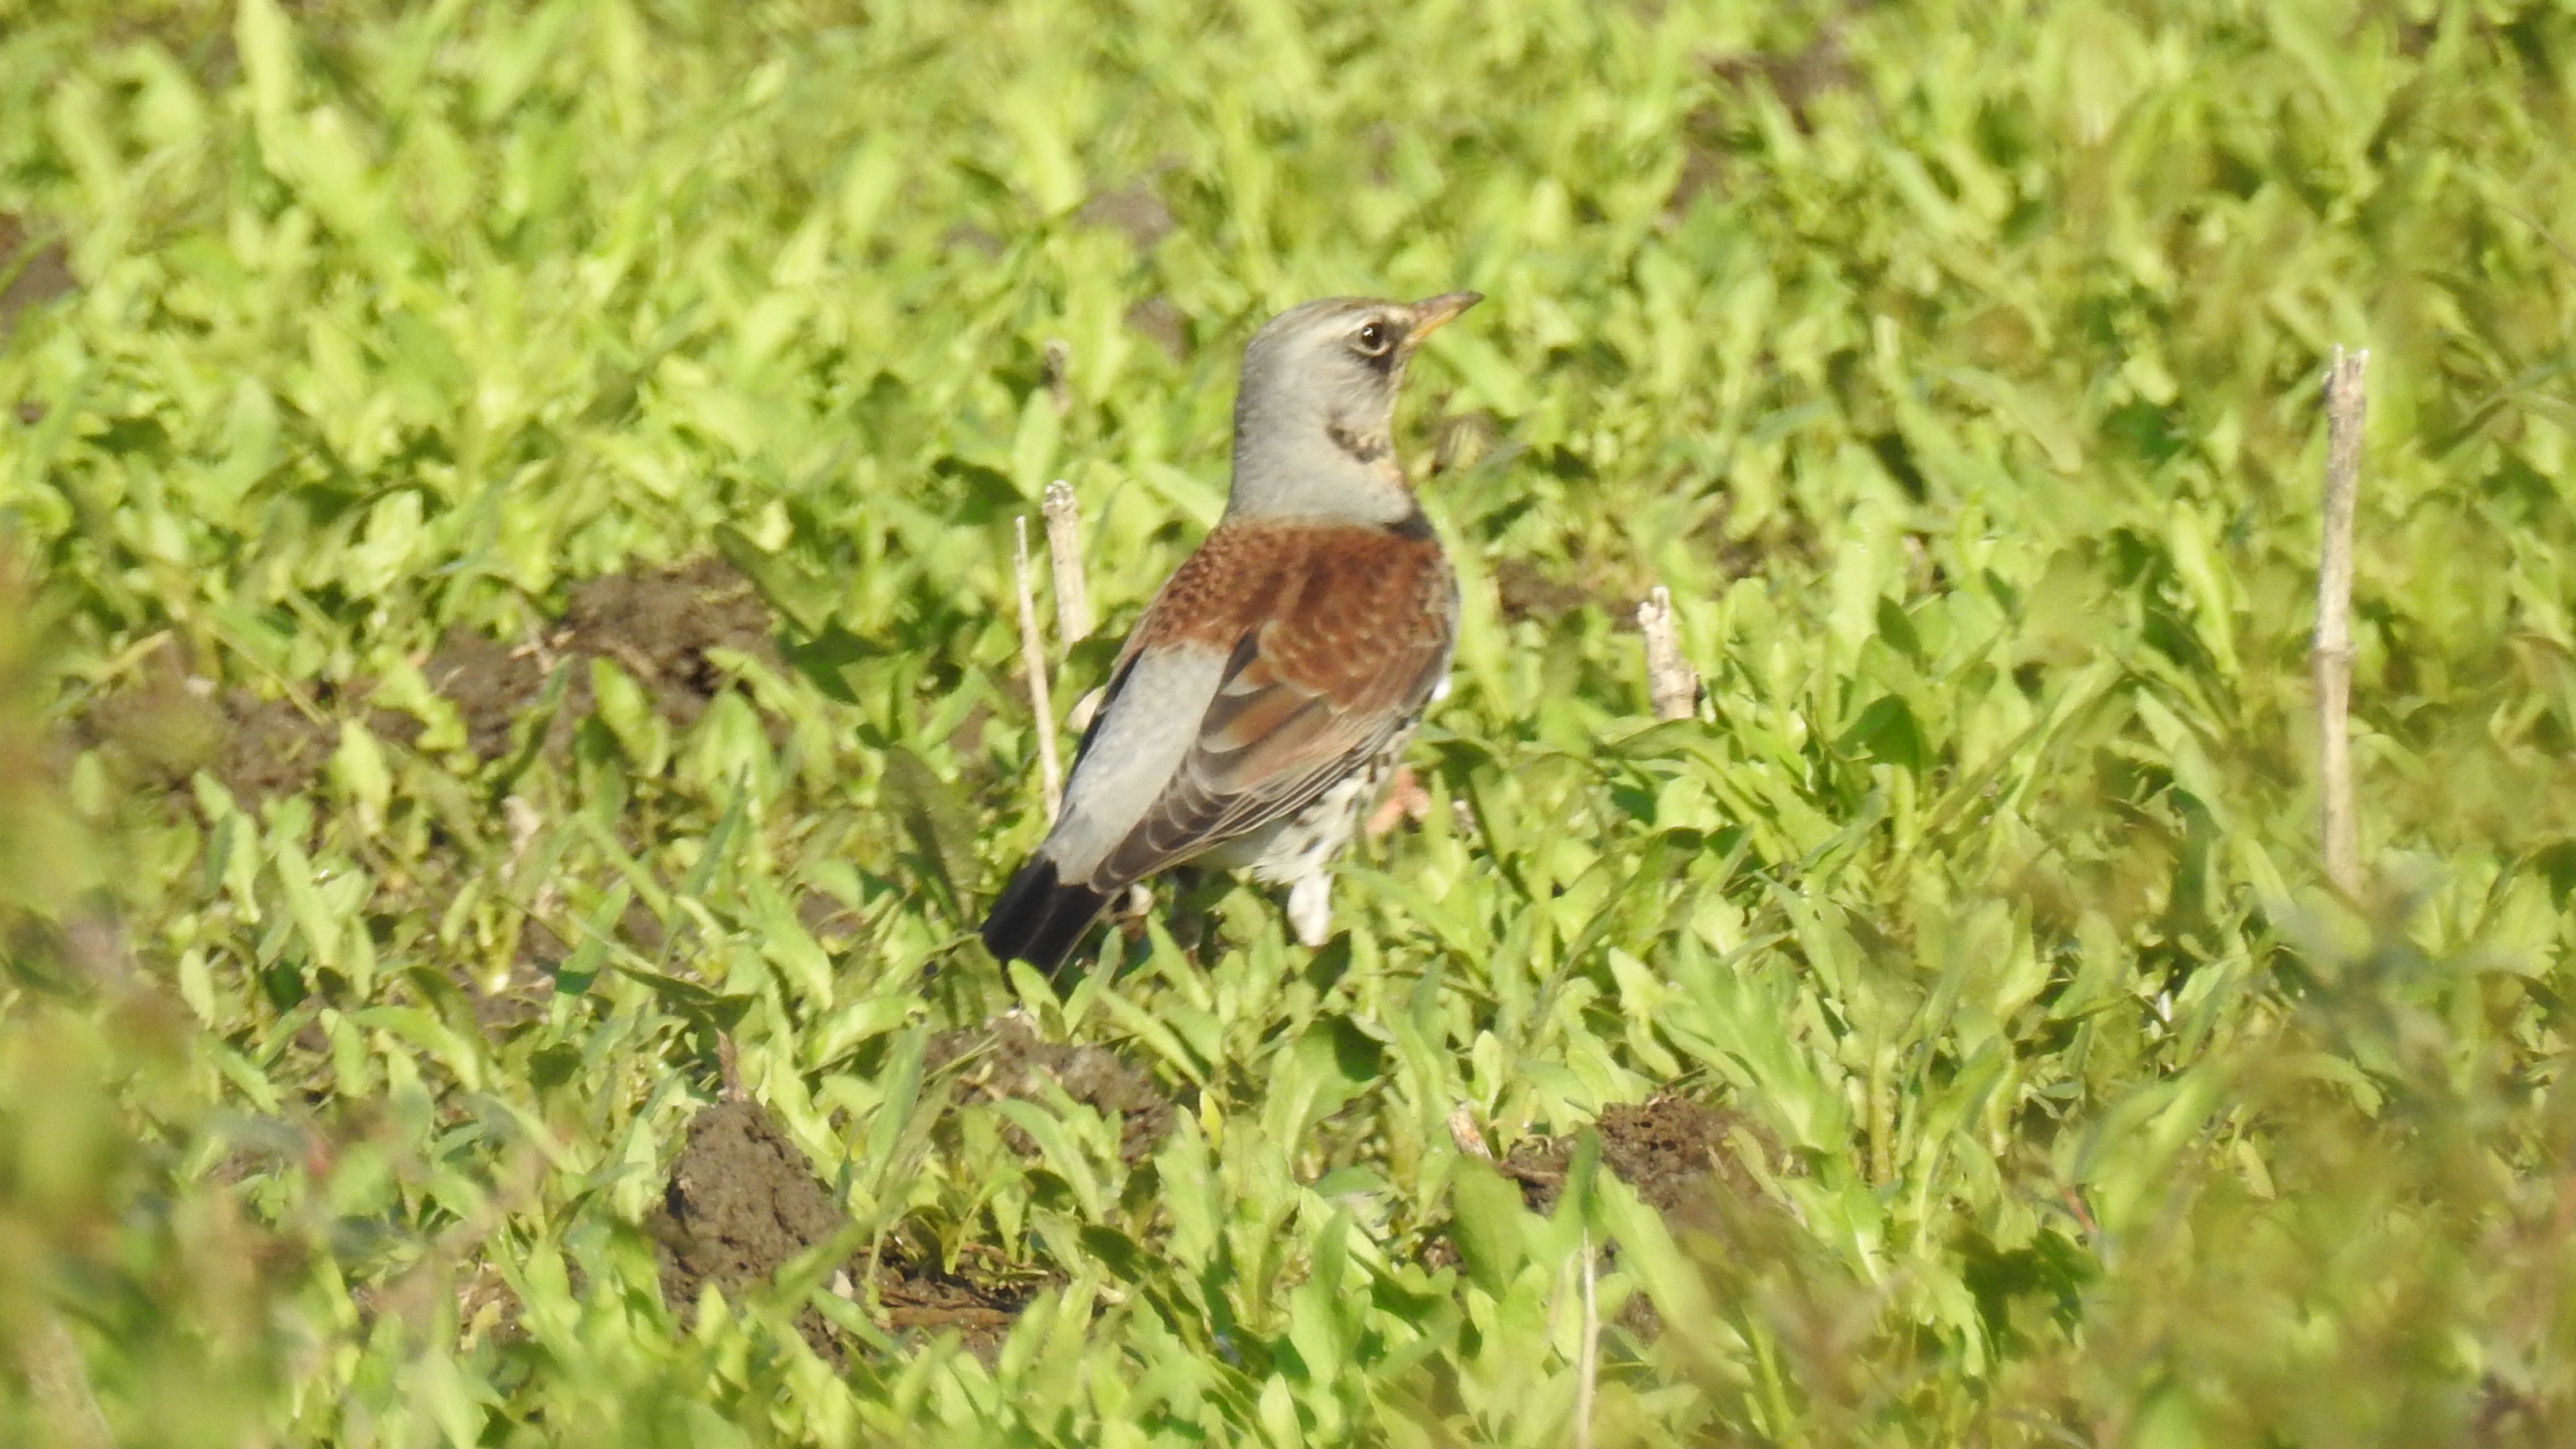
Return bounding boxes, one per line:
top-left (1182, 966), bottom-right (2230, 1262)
top-left (1407, 291), bottom-right (1482, 341)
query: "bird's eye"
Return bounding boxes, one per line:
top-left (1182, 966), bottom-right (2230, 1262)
top-left (1355, 321), bottom-right (1392, 356)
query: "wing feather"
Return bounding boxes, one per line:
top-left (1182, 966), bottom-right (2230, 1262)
top-left (1082, 524), bottom-right (1457, 886)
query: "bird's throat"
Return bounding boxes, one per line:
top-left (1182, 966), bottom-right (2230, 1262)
top-left (1325, 422), bottom-right (1391, 465)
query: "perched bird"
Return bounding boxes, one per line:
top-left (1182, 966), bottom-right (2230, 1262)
top-left (982, 291), bottom-right (1480, 974)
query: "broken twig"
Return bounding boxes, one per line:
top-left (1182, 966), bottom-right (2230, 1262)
top-left (1638, 586), bottom-right (1699, 722)
top-left (1446, 1102), bottom-right (1493, 1161)
top-left (1014, 516), bottom-right (1064, 820)
top-left (2315, 348), bottom-right (2368, 897)
top-left (22, 1311), bottom-right (113, 1449)
top-left (1574, 1233), bottom-right (1600, 1449)
top-left (1043, 480), bottom-right (1092, 648)
top-left (1042, 338), bottom-right (1074, 415)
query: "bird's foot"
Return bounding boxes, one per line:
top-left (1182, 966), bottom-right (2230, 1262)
top-left (1286, 874), bottom-right (1333, 948)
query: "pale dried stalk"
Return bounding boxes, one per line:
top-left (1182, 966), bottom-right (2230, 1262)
top-left (1043, 480), bottom-right (1092, 647)
top-left (1042, 338), bottom-right (1074, 415)
top-left (1574, 1233), bottom-right (1600, 1449)
top-left (1638, 586), bottom-right (1699, 721)
top-left (1014, 516), bottom-right (1064, 820)
top-left (1446, 1102), bottom-right (1492, 1160)
top-left (23, 1311), bottom-right (114, 1449)
top-left (717, 1033), bottom-right (745, 1103)
top-left (2315, 348), bottom-right (2368, 897)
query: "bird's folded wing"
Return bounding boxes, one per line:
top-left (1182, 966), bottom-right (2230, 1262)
top-left (1092, 558), bottom-right (1454, 886)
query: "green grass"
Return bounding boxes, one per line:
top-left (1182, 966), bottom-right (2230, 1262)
top-left (3, 0), bottom-right (2575, 1443)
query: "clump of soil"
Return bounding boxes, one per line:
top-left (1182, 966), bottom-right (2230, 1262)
top-left (1077, 181), bottom-right (1176, 251)
top-left (1437, 1096), bottom-right (1777, 1337)
top-left (872, 1256), bottom-right (1036, 1355)
top-left (1669, 34), bottom-right (1858, 217)
top-left (0, 212), bottom-right (76, 340)
top-left (76, 653), bottom-right (228, 787)
top-left (428, 556), bottom-right (779, 761)
top-left (1499, 1096), bottom-right (1761, 1221)
top-left (1704, 31), bottom-right (1854, 134)
top-left (212, 693), bottom-right (340, 803)
top-left (1687, 489), bottom-right (1820, 585)
top-left (513, 890), bottom-right (666, 974)
top-left (650, 1096), bottom-right (1045, 1360)
top-left (927, 1015), bottom-right (1177, 1166)
top-left (1124, 296), bottom-right (1192, 363)
top-left (796, 889), bottom-right (865, 947)
top-left (651, 1098), bottom-right (849, 1356)
top-left (422, 629), bottom-right (551, 762)
top-left (1492, 558), bottom-right (1597, 626)
top-left (77, 640), bottom-right (421, 807)
top-left (561, 556), bottom-right (776, 726)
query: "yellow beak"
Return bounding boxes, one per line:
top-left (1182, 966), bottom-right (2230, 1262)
top-left (1403, 291), bottom-right (1483, 346)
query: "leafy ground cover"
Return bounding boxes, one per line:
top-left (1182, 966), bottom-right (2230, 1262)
top-left (2, 0), bottom-right (2574, 1443)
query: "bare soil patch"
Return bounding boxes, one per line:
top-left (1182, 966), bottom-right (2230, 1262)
top-left (561, 556), bottom-right (776, 726)
top-left (650, 1096), bottom-right (1047, 1361)
top-left (1499, 1095), bottom-right (1760, 1221)
top-left (78, 641), bottom-right (419, 807)
top-left (927, 1015), bottom-right (1177, 1166)
top-left (0, 212), bottom-right (76, 340)
top-left (430, 557), bottom-right (780, 761)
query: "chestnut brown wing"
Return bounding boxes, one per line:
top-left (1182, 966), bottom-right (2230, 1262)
top-left (1088, 524), bottom-right (1456, 887)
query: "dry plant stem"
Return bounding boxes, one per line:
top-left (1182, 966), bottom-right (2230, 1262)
top-left (1574, 1233), bottom-right (1599, 1449)
top-left (1043, 480), bottom-right (1092, 647)
top-left (2315, 347), bottom-right (2368, 897)
top-left (1042, 338), bottom-right (1074, 414)
top-left (1446, 1102), bottom-right (1493, 1160)
top-left (23, 1310), bottom-right (115, 1449)
top-left (1638, 586), bottom-right (1699, 721)
top-left (717, 1033), bottom-right (745, 1103)
top-left (1014, 516), bottom-right (1064, 820)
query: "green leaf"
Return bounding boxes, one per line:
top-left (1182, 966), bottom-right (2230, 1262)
top-left (1447, 1156), bottom-right (1528, 1299)
top-left (712, 523), bottom-right (834, 635)
top-left (881, 746), bottom-right (976, 921)
top-left (862, 1026), bottom-right (926, 1202)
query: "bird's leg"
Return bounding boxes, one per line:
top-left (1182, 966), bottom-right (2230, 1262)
top-left (1286, 873), bottom-right (1334, 948)
top-left (1163, 866), bottom-right (1216, 956)
top-left (1103, 881), bottom-right (1156, 956)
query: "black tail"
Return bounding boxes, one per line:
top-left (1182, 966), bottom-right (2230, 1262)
top-left (979, 857), bottom-right (1113, 976)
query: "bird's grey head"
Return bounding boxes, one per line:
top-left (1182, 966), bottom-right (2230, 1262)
top-left (1224, 291), bottom-right (1481, 526)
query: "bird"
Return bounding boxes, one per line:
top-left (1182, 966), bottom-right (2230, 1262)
top-left (981, 290), bottom-right (1480, 975)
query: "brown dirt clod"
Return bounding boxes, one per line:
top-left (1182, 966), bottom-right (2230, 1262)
top-left (77, 641), bottom-right (421, 807)
top-left (1441, 1096), bottom-right (1773, 1338)
top-left (1077, 182), bottom-right (1176, 252)
top-left (430, 557), bottom-right (780, 762)
top-left (928, 1016), bottom-right (1176, 1166)
top-left (1704, 31), bottom-right (1854, 133)
top-left (873, 1260), bottom-right (1038, 1358)
top-left (212, 692), bottom-right (338, 804)
top-left (651, 1098), bottom-right (851, 1356)
top-left (424, 629), bottom-right (551, 762)
top-left (1124, 296), bottom-right (1192, 364)
top-left (0, 212), bottom-right (76, 339)
top-left (77, 652), bottom-right (226, 789)
top-left (1500, 1095), bottom-right (1759, 1222)
top-left (559, 556), bottom-right (778, 727)
top-left (1492, 558), bottom-right (1597, 626)
top-left (796, 889), bottom-right (865, 946)
top-left (651, 1096), bottom-right (1047, 1361)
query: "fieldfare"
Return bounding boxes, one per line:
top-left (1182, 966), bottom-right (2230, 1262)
top-left (981, 291), bottom-right (1480, 973)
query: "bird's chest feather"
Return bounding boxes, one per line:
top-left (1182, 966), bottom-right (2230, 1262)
top-left (1128, 520), bottom-right (1458, 691)
top-left (1202, 729), bottom-right (1415, 882)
